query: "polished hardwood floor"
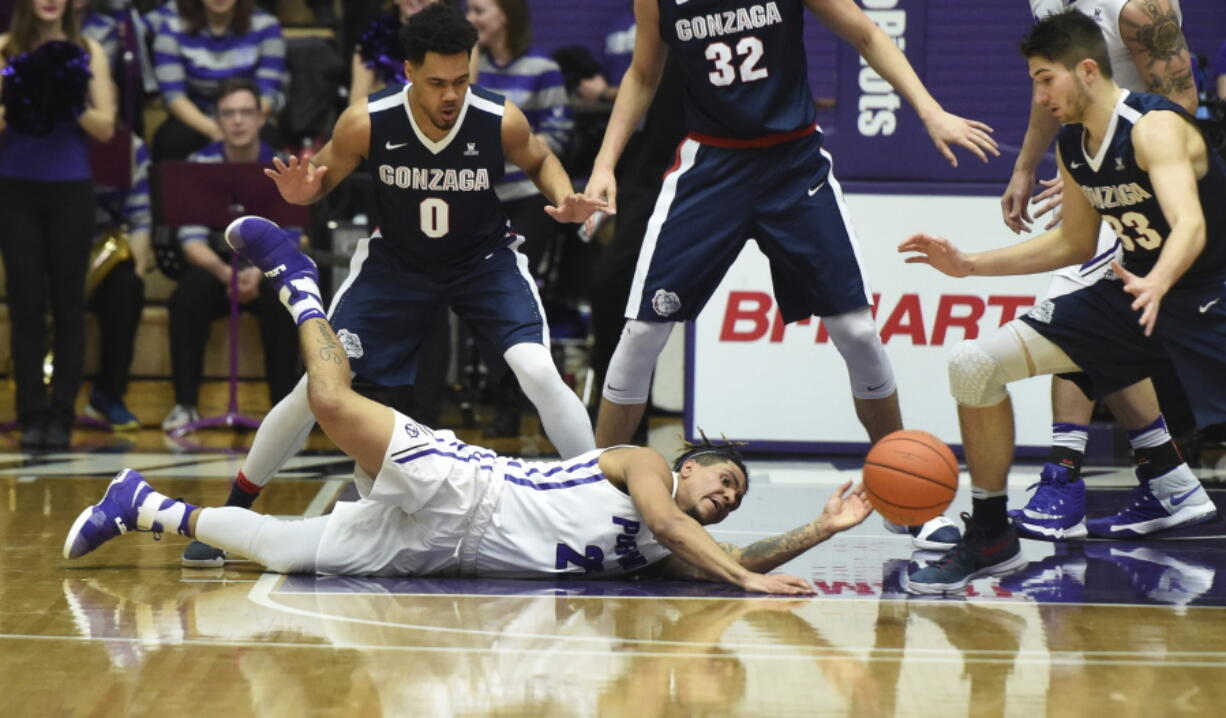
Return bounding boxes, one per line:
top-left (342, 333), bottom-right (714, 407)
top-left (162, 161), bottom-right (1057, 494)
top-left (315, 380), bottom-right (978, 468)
top-left (2, 408), bottom-right (1225, 716)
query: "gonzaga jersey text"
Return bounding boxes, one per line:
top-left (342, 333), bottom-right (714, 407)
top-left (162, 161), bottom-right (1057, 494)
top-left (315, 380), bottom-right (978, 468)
top-left (657, 0), bottom-right (816, 138)
top-left (367, 83), bottom-right (512, 271)
top-left (1057, 91), bottom-right (1226, 286)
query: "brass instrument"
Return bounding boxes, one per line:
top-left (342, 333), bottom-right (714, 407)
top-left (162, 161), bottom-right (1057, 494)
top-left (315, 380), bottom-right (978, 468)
top-left (86, 229), bottom-right (133, 299)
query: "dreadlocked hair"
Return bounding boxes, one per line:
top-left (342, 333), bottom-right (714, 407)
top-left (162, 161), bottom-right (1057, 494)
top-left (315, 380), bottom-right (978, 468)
top-left (672, 429), bottom-right (750, 489)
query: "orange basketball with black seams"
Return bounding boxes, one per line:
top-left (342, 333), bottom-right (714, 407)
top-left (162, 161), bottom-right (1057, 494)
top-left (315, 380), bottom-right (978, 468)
top-left (862, 429), bottom-right (959, 526)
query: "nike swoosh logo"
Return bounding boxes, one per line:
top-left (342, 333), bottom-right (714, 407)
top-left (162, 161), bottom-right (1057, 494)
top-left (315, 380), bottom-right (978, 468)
top-left (385, 141), bottom-right (409, 151)
top-left (1170, 487), bottom-right (1201, 506)
top-left (808, 180), bottom-right (826, 196)
top-left (1070, 161), bottom-right (1084, 169)
top-left (867, 382), bottom-right (887, 392)
top-left (1199, 297), bottom-right (1221, 313)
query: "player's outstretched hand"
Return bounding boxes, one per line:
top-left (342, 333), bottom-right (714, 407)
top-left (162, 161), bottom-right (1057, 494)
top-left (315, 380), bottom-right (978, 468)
top-left (819, 481), bottom-right (874, 535)
top-left (898, 233), bottom-right (973, 277)
top-left (741, 572), bottom-right (817, 596)
top-left (924, 111), bottom-right (999, 167)
top-left (1031, 174), bottom-right (1064, 230)
top-left (545, 193), bottom-right (613, 224)
top-left (264, 154), bottom-right (327, 205)
top-left (1112, 260), bottom-right (1167, 337)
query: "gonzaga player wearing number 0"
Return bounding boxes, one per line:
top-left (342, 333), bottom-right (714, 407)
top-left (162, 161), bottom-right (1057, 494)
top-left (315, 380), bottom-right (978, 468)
top-left (899, 12), bottom-right (1222, 593)
top-left (585, 0), bottom-right (999, 549)
top-left (65, 217), bottom-right (873, 592)
top-left (179, 5), bottom-right (609, 568)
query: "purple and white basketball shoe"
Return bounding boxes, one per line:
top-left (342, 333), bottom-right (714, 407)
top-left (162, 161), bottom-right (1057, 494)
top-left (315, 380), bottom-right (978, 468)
top-left (63, 469), bottom-right (155, 559)
top-left (224, 215), bottom-right (324, 324)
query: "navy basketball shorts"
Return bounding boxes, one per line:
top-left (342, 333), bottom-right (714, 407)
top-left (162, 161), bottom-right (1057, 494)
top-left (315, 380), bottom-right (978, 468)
top-left (625, 130), bottom-right (873, 323)
top-left (327, 233), bottom-right (547, 386)
top-left (1019, 277), bottom-right (1226, 427)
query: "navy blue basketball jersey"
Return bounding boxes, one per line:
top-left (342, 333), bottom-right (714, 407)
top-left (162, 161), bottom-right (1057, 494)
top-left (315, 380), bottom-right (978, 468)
top-left (1057, 91), bottom-right (1226, 286)
top-left (366, 83), bottom-right (511, 270)
top-left (656, 0), bottom-right (816, 139)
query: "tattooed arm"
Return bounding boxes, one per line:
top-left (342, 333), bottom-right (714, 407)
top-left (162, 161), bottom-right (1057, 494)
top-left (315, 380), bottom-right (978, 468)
top-left (1118, 0), bottom-right (1198, 112)
top-left (653, 481), bottom-right (873, 581)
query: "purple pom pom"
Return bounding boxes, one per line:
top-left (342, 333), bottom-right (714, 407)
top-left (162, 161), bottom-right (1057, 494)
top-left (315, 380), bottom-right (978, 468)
top-left (358, 14), bottom-right (407, 87)
top-left (1, 41), bottom-right (93, 136)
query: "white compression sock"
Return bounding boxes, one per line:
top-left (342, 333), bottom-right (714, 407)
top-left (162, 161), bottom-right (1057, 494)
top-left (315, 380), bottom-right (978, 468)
top-left (239, 375), bottom-right (317, 488)
top-left (504, 342), bottom-right (595, 459)
top-left (194, 507), bottom-right (329, 573)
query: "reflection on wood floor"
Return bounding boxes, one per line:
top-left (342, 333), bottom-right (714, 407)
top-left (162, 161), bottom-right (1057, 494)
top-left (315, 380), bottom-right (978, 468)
top-left (3, 446), bottom-right (1225, 716)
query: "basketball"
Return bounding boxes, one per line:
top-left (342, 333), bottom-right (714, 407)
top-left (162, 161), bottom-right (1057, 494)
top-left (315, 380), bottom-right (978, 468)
top-left (862, 429), bottom-right (959, 526)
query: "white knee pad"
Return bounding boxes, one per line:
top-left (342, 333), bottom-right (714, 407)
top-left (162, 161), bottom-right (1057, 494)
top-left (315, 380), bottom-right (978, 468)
top-left (603, 320), bottom-right (674, 405)
top-left (947, 324), bottom-right (1033, 407)
top-left (824, 307), bottom-right (896, 400)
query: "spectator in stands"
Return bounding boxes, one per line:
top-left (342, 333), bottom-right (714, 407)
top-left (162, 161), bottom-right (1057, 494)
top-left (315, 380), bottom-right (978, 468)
top-left (85, 134), bottom-right (153, 431)
top-left (0, 0), bottom-right (116, 450)
top-left (151, 0), bottom-right (285, 160)
top-left (76, 0), bottom-right (121, 69)
top-left (162, 77), bottom-right (298, 431)
top-left (143, 0), bottom-right (177, 36)
top-left (465, 0), bottom-right (573, 437)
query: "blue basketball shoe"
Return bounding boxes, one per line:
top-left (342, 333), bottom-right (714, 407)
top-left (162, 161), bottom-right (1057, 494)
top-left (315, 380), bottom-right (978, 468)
top-left (997, 548), bottom-right (1086, 602)
top-left (902, 514), bottom-right (1027, 594)
top-left (224, 215), bottom-right (324, 324)
top-left (1084, 542), bottom-right (1215, 608)
top-left (1008, 463), bottom-right (1087, 541)
top-left (1085, 466), bottom-right (1217, 539)
top-left (63, 469), bottom-right (155, 559)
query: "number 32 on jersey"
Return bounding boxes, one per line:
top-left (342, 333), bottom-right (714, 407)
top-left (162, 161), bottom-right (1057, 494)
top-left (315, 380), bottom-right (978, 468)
top-left (705, 36), bottom-right (768, 87)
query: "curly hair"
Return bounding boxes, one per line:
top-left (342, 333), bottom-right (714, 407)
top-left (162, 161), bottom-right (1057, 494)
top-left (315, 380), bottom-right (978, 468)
top-left (672, 430), bottom-right (749, 492)
top-left (399, 3), bottom-right (477, 66)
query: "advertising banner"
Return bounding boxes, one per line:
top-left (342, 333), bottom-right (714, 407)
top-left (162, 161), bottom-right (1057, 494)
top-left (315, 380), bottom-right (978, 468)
top-left (687, 192), bottom-right (1055, 453)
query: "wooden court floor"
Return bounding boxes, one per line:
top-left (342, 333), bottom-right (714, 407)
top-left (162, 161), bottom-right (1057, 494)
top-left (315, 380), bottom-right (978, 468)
top-left (2, 432), bottom-right (1225, 717)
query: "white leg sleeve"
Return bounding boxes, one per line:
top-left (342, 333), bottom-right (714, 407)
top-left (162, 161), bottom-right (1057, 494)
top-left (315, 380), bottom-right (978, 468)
top-left (504, 342), bottom-right (595, 459)
top-left (194, 507), bottom-right (329, 573)
top-left (239, 374), bottom-right (316, 488)
top-left (948, 320), bottom-right (1080, 407)
top-left (602, 320), bottom-right (674, 405)
top-left (823, 307), bottom-right (896, 399)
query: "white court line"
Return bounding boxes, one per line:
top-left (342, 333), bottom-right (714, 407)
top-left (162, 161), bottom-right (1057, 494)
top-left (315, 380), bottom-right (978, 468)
top-left (2, 632), bottom-right (1223, 667)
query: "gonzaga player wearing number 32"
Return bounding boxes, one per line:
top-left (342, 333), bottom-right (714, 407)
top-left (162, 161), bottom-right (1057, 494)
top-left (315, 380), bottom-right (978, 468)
top-left (584, 0), bottom-right (999, 546)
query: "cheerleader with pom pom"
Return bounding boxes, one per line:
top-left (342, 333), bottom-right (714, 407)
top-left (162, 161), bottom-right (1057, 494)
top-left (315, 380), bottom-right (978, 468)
top-left (349, 0), bottom-right (479, 106)
top-left (0, 0), bottom-right (115, 450)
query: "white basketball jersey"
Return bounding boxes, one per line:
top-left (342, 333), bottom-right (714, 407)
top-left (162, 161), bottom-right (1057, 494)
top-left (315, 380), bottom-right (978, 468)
top-left (474, 448), bottom-right (675, 578)
top-left (1029, 0), bottom-right (1183, 94)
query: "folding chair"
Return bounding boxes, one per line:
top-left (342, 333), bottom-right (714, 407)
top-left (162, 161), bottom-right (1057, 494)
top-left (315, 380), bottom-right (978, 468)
top-left (155, 162), bottom-right (310, 437)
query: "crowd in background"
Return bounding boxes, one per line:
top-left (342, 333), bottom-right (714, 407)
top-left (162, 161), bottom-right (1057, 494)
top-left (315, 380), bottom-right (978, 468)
top-left (0, 0), bottom-right (1223, 452)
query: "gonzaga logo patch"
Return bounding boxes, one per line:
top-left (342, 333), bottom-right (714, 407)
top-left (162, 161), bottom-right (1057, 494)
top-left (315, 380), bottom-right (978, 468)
top-left (336, 329), bottom-right (364, 359)
top-left (652, 289), bottom-right (681, 317)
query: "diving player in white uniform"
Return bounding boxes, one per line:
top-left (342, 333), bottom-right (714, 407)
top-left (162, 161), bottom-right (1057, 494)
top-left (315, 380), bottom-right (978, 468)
top-left (180, 5), bottom-right (606, 567)
top-left (1000, 0), bottom-right (1197, 540)
top-left (65, 216), bottom-right (874, 593)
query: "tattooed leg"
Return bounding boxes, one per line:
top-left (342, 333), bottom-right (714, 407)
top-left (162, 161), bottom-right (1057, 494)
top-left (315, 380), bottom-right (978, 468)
top-left (299, 317), bottom-right (395, 477)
